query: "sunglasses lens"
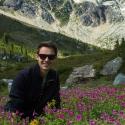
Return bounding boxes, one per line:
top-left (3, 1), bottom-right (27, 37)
top-left (39, 54), bottom-right (47, 60)
top-left (39, 54), bottom-right (56, 60)
top-left (48, 55), bottom-right (56, 60)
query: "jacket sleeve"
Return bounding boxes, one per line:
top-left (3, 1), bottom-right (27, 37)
top-left (53, 72), bottom-right (61, 109)
top-left (4, 70), bottom-right (28, 113)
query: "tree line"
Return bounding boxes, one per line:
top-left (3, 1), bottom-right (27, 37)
top-left (0, 33), bottom-right (33, 62)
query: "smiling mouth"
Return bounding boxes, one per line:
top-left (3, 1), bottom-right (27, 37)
top-left (42, 63), bottom-right (49, 66)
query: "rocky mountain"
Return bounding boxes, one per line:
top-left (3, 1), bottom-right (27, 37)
top-left (0, 0), bottom-right (125, 50)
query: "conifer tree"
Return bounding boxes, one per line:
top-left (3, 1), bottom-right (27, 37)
top-left (20, 45), bottom-right (23, 55)
top-left (2, 33), bottom-right (8, 44)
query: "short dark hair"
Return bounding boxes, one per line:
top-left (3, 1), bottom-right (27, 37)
top-left (37, 41), bottom-right (58, 56)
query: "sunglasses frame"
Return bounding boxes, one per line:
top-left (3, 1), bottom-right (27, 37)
top-left (38, 54), bottom-right (56, 60)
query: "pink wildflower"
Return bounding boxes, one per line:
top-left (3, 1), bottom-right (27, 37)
top-left (68, 111), bottom-right (74, 117)
top-left (76, 114), bottom-right (82, 121)
top-left (57, 113), bottom-right (65, 119)
top-left (89, 120), bottom-right (96, 125)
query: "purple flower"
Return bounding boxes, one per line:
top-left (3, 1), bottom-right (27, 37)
top-left (89, 120), bottom-right (96, 125)
top-left (57, 113), bottom-right (65, 119)
top-left (67, 120), bottom-right (73, 125)
top-left (68, 111), bottom-right (74, 117)
top-left (76, 114), bottom-right (82, 121)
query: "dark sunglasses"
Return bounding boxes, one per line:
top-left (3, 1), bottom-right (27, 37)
top-left (38, 54), bottom-right (56, 60)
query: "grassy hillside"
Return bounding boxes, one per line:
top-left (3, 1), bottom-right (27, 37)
top-left (0, 50), bottom-right (116, 83)
top-left (0, 44), bottom-right (125, 95)
top-left (0, 14), bottom-right (102, 56)
top-left (54, 51), bottom-right (116, 84)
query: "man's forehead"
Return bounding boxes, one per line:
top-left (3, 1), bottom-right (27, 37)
top-left (39, 47), bottom-right (55, 53)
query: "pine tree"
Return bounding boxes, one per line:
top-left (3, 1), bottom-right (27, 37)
top-left (25, 49), bottom-right (28, 62)
top-left (2, 33), bottom-right (8, 44)
top-left (120, 38), bottom-right (125, 59)
top-left (20, 45), bottom-right (23, 55)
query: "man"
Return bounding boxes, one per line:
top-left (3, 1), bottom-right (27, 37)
top-left (4, 41), bottom-right (61, 119)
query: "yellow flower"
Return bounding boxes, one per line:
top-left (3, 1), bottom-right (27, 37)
top-left (30, 119), bottom-right (39, 125)
top-left (47, 99), bottom-right (56, 108)
top-left (52, 99), bottom-right (56, 105)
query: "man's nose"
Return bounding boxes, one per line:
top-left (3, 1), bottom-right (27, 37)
top-left (44, 57), bottom-right (49, 61)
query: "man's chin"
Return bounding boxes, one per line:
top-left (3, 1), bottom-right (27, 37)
top-left (40, 64), bottom-right (50, 71)
top-left (42, 67), bottom-right (49, 71)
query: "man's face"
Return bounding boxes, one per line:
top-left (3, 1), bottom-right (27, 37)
top-left (36, 47), bottom-right (56, 72)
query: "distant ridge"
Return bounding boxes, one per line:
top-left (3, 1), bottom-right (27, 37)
top-left (0, 0), bottom-right (125, 49)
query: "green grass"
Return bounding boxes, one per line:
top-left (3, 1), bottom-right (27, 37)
top-left (0, 49), bottom-right (118, 84)
top-left (53, 51), bottom-right (116, 84)
top-left (0, 82), bottom-right (8, 96)
top-left (0, 60), bottom-right (35, 79)
top-left (0, 43), bottom-right (116, 86)
top-left (0, 48), bottom-right (124, 96)
top-left (0, 44), bottom-right (124, 86)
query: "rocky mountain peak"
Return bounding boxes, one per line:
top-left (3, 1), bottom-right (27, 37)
top-left (0, 0), bottom-right (125, 49)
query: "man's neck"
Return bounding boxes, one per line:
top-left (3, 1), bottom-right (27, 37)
top-left (40, 69), bottom-right (49, 77)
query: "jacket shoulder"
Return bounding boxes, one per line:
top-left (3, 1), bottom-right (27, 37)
top-left (19, 65), bottom-right (35, 77)
top-left (49, 69), bottom-right (59, 77)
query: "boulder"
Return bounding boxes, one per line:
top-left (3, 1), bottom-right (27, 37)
top-left (8, 80), bottom-right (13, 92)
top-left (113, 73), bottom-right (125, 85)
top-left (40, 0), bottom-right (64, 10)
top-left (0, 79), bottom-right (13, 92)
top-left (100, 57), bottom-right (123, 75)
top-left (20, 2), bottom-right (36, 17)
top-left (61, 86), bottom-right (68, 90)
top-left (66, 65), bottom-right (96, 84)
top-left (3, 0), bottom-right (23, 10)
top-left (41, 9), bottom-right (54, 24)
